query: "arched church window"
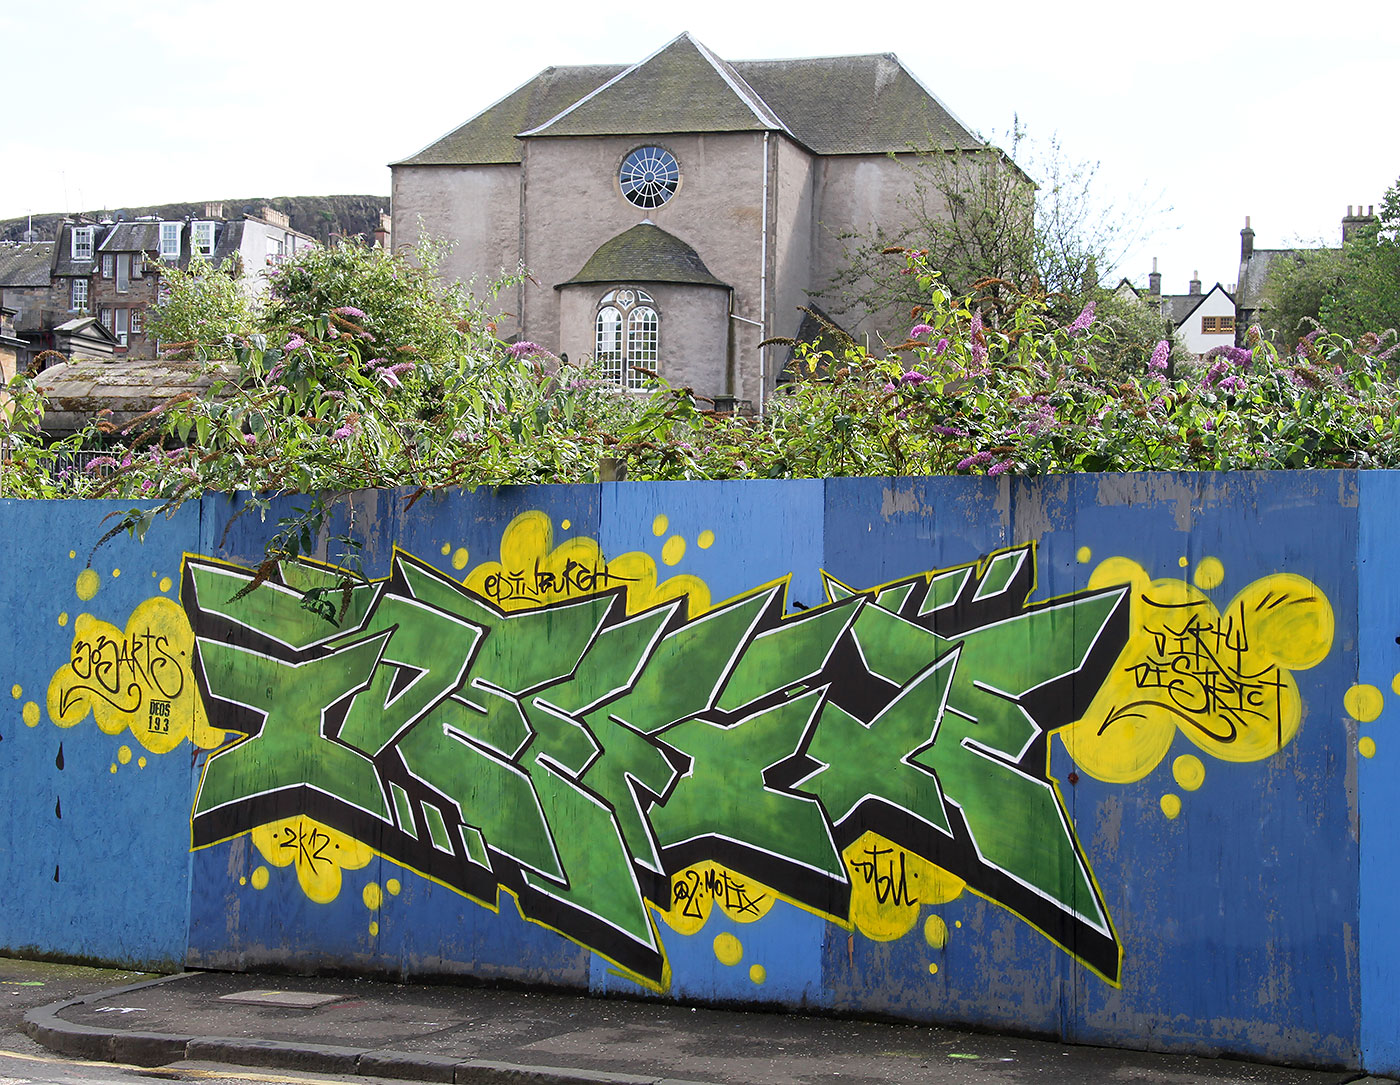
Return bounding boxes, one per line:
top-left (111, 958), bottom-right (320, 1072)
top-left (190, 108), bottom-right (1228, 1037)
top-left (596, 289), bottom-right (657, 390)
top-left (619, 147), bottom-right (679, 210)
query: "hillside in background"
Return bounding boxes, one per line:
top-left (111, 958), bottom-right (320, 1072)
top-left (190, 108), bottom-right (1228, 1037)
top-left (0, 194), bottom-right (388, 245)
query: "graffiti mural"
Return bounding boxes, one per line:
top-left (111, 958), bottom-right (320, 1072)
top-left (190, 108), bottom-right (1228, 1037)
top-left (173, 531), bottom-right (1128, 985)
top-left (30, 507), bottom-right (1337, 997)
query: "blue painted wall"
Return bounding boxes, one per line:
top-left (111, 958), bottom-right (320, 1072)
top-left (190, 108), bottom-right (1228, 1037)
top-left (1, 474), bottom-right (1394, 1071)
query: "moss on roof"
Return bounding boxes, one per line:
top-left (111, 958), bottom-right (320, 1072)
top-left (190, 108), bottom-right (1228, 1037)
top-left (395, 36), bottom-right (981, 167)
top-left (733, 54), bottom-right (981, 154)
top-left (523, 34), bottom-right (784, 140)
top-left (560, 223), bottom-right (727, 288)
top-left (392, 64), bottom-right (624, 166)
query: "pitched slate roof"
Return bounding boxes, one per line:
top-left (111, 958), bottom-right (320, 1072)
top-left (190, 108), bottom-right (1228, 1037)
top-left (99, 222), bottom-right (160, 253)
top-left (733, 53), bottom-right (980, 154)
top-left (1155, 283), bottom-right (1234, 328)
top-left (1237, 248), bottom-right (1314, 312)
top-left (559, 223), bottom-right (727, 288)
top-left (0, 241), bottom-right (55, 287)
top-left (398, 34), bottom-right (981, 166)
top-left (394, 64), bottom-right (625, 166)
top-left (522, 33), bottom-right (789, 141)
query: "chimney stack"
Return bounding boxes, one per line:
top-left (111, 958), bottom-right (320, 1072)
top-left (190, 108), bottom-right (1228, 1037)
top-left (204, 202), bottom-right (225, 220)
top-left (1342, 203), bottom-right (1378, 244)
top-left (1148, 257), bottom-right (1161, 297)
top-left (1241, 215), bottom-right (1255, 260)
top-left (1189, 270), bottom-right (1202, 295)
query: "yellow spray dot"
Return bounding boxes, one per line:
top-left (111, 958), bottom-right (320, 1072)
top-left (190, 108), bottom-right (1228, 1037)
top-left (386, 879), bottom-right (401, 896)
top-left (440, 543), bottom-right (451, 556)
top-left (1172, 755), bottom-right (1205, 791)
top-left (10, 684), bottom-right (20, 699)
top-left (138, 757), bottom-right (147, 768)
top-left (713, 932), bottom-right (743, 966)
top-left (58, 613), bottom-right (69, 627)
top-left (924, 915), bottom-right (948, 949)
top-left (749, 964), bottom-right (766, 984)
top-left (112, 569), bottom-right (120, 578)
top-left (561, 519), bottom-right (572, 531)
top-left (1193, 557), bottom-right (1224, 590)
top-left (251, 866), bottom-right (270, 890)
top-left (1345, 684), bottom-right (1384, 723)
top-left (1393, 673), bottom-right (1400, 696)
top-left (75, 569), bottom-right (100, 601)
top-left (69, 550), bottom-right (76, 560)
top-left (1360, 737), bottom-right (1377, 759)
top-left (369, 921), bottom-right (379, 936)
top-left (662, 536), bottom-right (686, 566)
top-left (239, 877), bottom-right (247, 886)
top-left (1160, 793), bottom-right (1182, 819)
top-left (1178, 556), bottom-right (1189, 568)
top-left (928, 963), bottom-right (939, 975)
top-left (117, 745), bottom-right (132, 765)
top-left (698, 530), bottom-right (715, 550)
top-left (1076, 546), bottom-right (1091, 564)
top-left (652, 514), bottom-right (668, 536)
top-left (452, 547), bottom-right (469, 570)
top-left (363, 883), bottom-right (383, 910)
top-left (109, 764), bottom-right (117, 774)
top-left (22, 702), bottom-right (40, 727)
top-left (955, 921), bottom-right (961, 928)
top-left (159, 577), bottom-right (172, 593)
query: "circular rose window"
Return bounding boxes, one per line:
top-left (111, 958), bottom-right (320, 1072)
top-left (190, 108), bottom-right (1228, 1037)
top-left (619, 146), bottom-right (680, 209)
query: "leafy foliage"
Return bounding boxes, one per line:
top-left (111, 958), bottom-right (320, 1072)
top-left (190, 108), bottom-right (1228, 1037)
top-left (143, 256), bottom-right (254, 359)
top-left (1264, 176), bottom-right (1400, 349)
top-left (4, 248), bottom-right (1399, 601)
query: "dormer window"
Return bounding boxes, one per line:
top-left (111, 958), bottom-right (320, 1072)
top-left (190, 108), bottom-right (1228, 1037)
top-left (160, 222), bottom-right (182, 260)
top-left (72, 226), bottom-right (94, 260)
top-left (192, 221), bottom-right (215, 257)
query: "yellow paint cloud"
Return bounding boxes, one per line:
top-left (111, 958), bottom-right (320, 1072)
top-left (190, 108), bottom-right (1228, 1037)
top-left (1060, 559), bottom-right (1333, 783)
top-left (45, 596), bottom-right (223, 754)
top-left (251, 817), bottom-right (373, 904)
top-left (464, 511), bottom-right (710, 617)
top-left (845, 831), bottom-right (964, 942)
top-left (657, 861), bottom-right (776, 935)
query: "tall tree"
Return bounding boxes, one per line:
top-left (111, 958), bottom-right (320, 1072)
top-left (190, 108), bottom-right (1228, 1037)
top-left (1265, 175), bottom-right (1400, 349)
top-left (822, 124), bottom-right (1156, 328)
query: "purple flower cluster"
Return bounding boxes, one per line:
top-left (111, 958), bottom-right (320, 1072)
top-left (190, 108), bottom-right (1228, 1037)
top-left (909, 324), bottom-right (935, 339)
top-left (332, 306), bottom-right (367, 319)
top-left (933, 338), bottom-right (949, 355)
top-left (900, 370), bottom-right (928, 385)
top-left (969, 310), bottom-right (987, 368)
top-left (987, 459), bottom-right (1014, 477)
top-left (284, 334), bottom-right (306, 351)
top-left (957, 450), bottom-right (994, 470)
top-left (930, 424), bottom-right (968, 437)
top-left (1149, 340), bottom-right (1170, 371)
top-left (508, 341), bottom-right (544, 358)
top-left (1067, 300), bottom-right (1096, 334)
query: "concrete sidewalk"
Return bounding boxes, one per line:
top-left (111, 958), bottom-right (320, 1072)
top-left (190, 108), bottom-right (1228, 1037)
top-left (20, 968), bottom-right (1390, 1085)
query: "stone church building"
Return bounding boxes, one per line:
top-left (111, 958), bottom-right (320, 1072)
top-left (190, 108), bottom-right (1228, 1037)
top-left (390, 33), bottom-right (982, 409)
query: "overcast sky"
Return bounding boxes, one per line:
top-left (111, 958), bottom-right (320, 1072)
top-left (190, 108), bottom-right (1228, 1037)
top-left (2, 0), bottom-right (1393, 295)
